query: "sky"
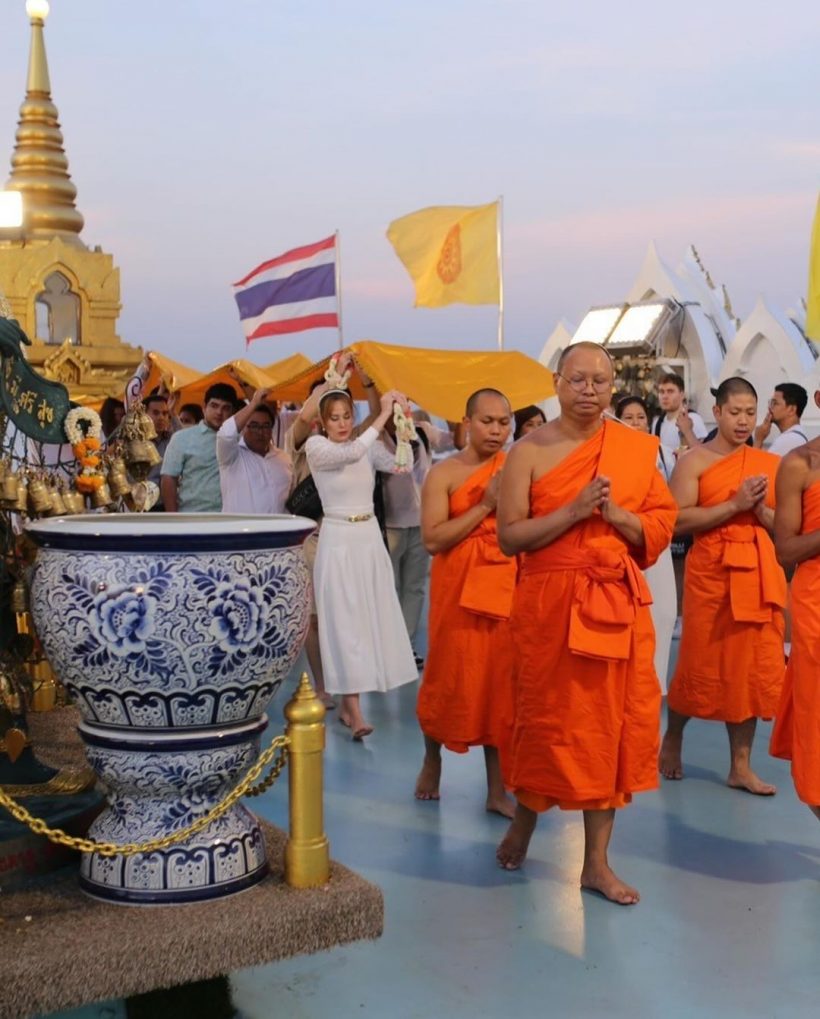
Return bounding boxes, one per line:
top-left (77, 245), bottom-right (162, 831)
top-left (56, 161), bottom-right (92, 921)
top-left (0, 0), bottom-right (818, 371)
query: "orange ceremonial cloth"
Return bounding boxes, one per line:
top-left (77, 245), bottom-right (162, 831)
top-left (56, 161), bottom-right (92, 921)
top-left (667, 446), bottom-right (786, 722)
top-left (770, 480), bottom-right (820, 803)
top-left (417, 452), bottom-right (516, 753)
top-left (507, 421), bottom-right (676, 812)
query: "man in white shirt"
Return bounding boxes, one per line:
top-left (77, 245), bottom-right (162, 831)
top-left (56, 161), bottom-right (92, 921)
top-left (652, 373), bottom-right (708, 456)
top-left (216, 388), bottom-right (292, 514)
top-left (754, 383), bottom-right (809, 457)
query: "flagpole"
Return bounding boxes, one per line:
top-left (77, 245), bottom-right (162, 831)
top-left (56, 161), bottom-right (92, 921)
top-left (496, 195), bottom-right (504, 351)
top-left (335, 229), bottom-right (344, 351)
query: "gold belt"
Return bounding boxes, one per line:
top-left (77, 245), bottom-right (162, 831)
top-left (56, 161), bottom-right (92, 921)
top-left (326, 512), bottom-right (373, 523)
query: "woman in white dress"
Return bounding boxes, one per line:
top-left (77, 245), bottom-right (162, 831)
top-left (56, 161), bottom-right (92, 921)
top-left (306, 387), bottom-right (418, 739)
top-left (615, 396), bottom-right (677, 693)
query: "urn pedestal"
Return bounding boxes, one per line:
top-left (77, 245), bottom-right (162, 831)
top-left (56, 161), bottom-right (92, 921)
top-left (26, 513), bottom-right (314, 904)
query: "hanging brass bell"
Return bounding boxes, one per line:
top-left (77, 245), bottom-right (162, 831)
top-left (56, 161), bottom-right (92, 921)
top-left (108, 467), bottom-right (132, 498)
top-left (90, 482), bottom-right (114, 508)
top-left (10, 578), bottom-right (28, 613)
top-left (144, 441), bottom-right (163, 468)
top-left (1, 472), bottom-right (19, 506)
top-left (126, 439), bottom-right (152, 464)
top-left (48, 487), bottom-right (68, 516)
top-left (14, 479), bottom-right (28, 514)
top-left (28, 478), bottom-right (53, 516)
top-left (63, 489), bottom-right (86, 514)
top-left (140, 415), bottom-right (157, 441)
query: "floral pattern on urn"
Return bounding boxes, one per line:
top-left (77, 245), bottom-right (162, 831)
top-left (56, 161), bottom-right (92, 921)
top-left (30, 529), bottom-right (312, 729)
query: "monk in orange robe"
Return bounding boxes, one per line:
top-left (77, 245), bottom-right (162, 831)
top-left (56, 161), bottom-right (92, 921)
top-left (415, 388), bottom-right (516, 817)
top-left (770, 425), bottom-right (820, 818)
top-left (496, 343), bottom-right (676, 904)
top-left (660, 377), bottom-right (786, 794)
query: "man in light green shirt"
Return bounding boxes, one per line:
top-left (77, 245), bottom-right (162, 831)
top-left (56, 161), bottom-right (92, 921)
top-left (160, 384), bottom-right (237, 512)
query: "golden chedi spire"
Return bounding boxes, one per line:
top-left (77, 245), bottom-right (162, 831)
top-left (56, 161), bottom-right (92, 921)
top-left (5, 1), bottom-right (85, 243)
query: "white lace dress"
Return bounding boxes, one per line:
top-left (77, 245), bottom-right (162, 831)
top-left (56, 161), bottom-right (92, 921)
top-left (305, 426), bottom-right (418, 695)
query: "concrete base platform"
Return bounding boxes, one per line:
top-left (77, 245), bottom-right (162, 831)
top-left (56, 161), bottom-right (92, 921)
top-left (0, 820), bottom-right (383, 1019)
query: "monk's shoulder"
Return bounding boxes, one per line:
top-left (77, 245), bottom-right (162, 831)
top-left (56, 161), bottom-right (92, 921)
top-left (778, 444), bottom-right (815, 484)
top-left (675, 444), bottom-right (716, 478)
top-left (525, 419), bottom-right (563, 446)
top-left (427, 451), bottom-right (474, 489)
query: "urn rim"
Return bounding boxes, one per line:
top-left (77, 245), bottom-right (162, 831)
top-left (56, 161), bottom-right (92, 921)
top-left (25, 512), bottom-right (316, 552)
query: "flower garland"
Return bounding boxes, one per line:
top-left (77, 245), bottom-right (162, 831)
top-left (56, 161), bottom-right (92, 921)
top-left (64, 407), bottom-right (105, 493)
top-left (393, 402), bottom-right (417, 474)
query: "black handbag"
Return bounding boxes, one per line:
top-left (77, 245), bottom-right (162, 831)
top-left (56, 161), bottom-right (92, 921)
top-left (286, 474), bottom-right (323, 520)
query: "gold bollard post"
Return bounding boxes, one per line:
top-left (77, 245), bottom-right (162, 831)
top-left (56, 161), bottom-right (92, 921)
top-left (284, 672), bottom-right (330, 887)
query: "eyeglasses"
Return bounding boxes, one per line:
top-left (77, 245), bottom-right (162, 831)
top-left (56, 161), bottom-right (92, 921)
top-left (246, 423), bottom-right (273, 432)
top-left (555, 372), bottom-right (612, 393)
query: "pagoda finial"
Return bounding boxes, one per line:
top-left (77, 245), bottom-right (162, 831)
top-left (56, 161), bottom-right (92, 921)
top-left (4, 1), bottom-right (85, 242)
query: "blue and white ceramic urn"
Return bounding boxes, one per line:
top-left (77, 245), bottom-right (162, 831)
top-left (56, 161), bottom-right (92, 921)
top-left (26, 513), bottom-right (314, 904)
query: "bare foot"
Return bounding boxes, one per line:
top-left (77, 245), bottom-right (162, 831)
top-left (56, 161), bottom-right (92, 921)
top-left (319, 693), bottom-right (337, 711)
top-left (352, 725), bottom-right (374, 742)
top-left (658, 730), bottom-right (684, 780)
top-left (414, 756), bottom-right (441, 801)
top-left (338, 714), bottom-right (353, 730)
top-left (496, 809), bottom-right (537, 870)
top-left (486, 792), bottom-right (516, 819)
top-left (727, 768), bottom-right (776, 796)
top-left (580, 863), bottom-right (640, 905)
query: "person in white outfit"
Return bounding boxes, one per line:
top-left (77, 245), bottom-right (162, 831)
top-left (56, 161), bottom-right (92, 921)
top-left (216, 387), bottom-right (292, 514)
top-left (652, 373), bottom-right (707, 459)
top-left (616, 395), bottom-right (677, 692)
top-left (753, 383), bottom-right (809, 457)
top-left (306, 386), bottom-right (418, 739)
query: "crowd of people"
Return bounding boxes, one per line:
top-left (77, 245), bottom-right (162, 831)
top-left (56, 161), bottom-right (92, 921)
top-left (125, 343), bottom-right (820, 907)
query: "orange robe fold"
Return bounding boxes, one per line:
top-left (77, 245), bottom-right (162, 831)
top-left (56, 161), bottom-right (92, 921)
top-left (668, 446), bottom-right (786, 722)
top-left (770, 481), bottom-right (820, 804)
top-left (417, 452), bottom-right (516, 753)
top-left (508, 421), bottom-right (676, 812)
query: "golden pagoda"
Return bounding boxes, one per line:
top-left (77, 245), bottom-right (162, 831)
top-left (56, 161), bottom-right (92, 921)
top-left (0, 0), bottom-right (142, 400)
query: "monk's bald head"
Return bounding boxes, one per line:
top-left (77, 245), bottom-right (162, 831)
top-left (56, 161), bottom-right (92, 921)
top-left (463, 388), bottom-right (512, 457)
top-left (714, 377), bottom-right (758, 407)
top-left (554, 342), bottom-right (614, 419)
top-left (556, 342), bottom-right (614, 375)
top-left (713, 376), bottom-right (758, 447)
top-left (465, 388), bottom-right (511, 419)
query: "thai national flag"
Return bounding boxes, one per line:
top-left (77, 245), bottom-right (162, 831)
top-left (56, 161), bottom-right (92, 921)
top-left (232, 235), bottom-right (338, 343)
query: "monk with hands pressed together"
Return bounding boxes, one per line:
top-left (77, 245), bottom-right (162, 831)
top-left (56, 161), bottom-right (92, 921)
top-left (496, 342), bottom-right (676, 905)
top-left (415, 388), bottom-right (517, 818)
top-left (661, 378), bottom-right (786, 794)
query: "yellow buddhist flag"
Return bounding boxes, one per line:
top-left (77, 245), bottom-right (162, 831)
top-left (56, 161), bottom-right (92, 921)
top-left (807, 194), bottom-right (820, 341)
top-left (386, 202), bottom-right (500, 308)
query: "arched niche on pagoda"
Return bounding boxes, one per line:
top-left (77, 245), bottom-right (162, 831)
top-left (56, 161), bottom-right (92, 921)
top-left (34, 267), bottom-right (83, 345)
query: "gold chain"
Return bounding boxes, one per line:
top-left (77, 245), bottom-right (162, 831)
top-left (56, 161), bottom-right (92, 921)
top-left (0, 735), bottom-right (289, 857)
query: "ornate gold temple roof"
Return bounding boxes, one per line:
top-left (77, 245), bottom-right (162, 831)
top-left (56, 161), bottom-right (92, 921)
top-left (5, 1), bottom-right (85, 243)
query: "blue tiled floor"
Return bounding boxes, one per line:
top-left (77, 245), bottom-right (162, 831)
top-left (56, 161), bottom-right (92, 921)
top-left (39, 645), bottom-right (820, 1019)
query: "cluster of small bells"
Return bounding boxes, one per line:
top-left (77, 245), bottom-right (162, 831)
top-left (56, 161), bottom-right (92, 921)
top-left (2, 401), bottom-right (164, 711)
top-left (0, 398), bottom-right (161, 522)
top-left (611, 353), bottom-right (659, 399)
